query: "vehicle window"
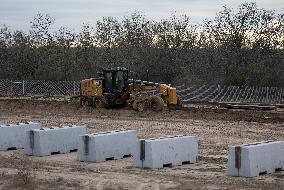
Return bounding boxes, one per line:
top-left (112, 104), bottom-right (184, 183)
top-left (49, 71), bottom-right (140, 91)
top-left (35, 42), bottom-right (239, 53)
top-left (105, 72), bottom-right (113, 91)
top-left (114, 71), bottom-right (124, 92)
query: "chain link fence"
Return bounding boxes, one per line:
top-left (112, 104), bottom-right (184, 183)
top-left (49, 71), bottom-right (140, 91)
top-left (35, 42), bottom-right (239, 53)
top-left (0, 79), bottom-right (79, 96)
top-left (0, 79), bottom-right (283, 104)
top-left (176, 84), bottom-right (284, 105)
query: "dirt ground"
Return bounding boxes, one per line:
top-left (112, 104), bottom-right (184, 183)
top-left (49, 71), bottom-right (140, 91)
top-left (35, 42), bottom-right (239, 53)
top-left (0, 98), bottom-right (283, 190)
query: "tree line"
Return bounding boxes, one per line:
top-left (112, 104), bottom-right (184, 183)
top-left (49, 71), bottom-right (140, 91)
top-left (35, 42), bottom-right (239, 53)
top-left (0, 2), bottom-right (283, 87)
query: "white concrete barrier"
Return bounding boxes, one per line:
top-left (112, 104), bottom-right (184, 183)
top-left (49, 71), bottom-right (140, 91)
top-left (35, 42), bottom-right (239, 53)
top-left (0, 122), bottom-right (42, 151)
top-left (133, 135), bottom-right (198, 169)
top-left (77, 130), bottom-right (138, 162)
top-left (226, 141), bottom-right (284, 177)
top-left (24, 125), bottom-right (87, 156)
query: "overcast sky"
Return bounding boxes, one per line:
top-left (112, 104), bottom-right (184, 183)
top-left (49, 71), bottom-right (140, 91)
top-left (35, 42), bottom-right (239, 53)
top-left (0, 0), bottom-right (283, 32)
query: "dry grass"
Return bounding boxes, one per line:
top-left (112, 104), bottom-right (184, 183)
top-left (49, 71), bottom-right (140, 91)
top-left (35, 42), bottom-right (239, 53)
top-left (2, 151), bottom-right (39, 189)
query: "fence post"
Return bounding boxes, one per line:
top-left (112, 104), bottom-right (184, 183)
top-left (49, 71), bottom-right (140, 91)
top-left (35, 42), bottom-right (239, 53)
top-left (73, 81), bottom-right (76, 96)
top-left (10, 80), bottom-right (12, 95)
top-left (22, 80), bottom-right (25, 95)
top-left (266, 87), bottom-right (269, 104)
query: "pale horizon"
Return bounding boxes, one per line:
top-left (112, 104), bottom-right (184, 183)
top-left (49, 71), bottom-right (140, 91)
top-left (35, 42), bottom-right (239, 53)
top-left (0, 0), bottom-right (283, 32)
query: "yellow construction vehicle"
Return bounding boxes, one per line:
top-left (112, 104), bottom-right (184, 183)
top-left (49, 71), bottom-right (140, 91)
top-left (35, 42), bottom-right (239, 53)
top-left (75, 67), bottom-right (181, 111)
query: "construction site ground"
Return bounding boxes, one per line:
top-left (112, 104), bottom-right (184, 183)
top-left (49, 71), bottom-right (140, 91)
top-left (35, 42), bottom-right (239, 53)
top-left (0, 98), bottom-right (283, 190)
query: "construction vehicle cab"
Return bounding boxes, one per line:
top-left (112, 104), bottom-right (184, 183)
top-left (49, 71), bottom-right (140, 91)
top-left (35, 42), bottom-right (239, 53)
top-left (77, 67), bottom-right (129, 108)
top-left (102, 67), bottom-right (129, 106)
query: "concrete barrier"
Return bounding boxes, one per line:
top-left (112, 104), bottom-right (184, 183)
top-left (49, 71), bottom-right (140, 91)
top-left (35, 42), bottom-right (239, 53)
top-left (226, 141), bottom-right (284, 177)
top-left (0, 122), bottom-right (42, 151)
top-left (24, 125), bottom-right (87, 156)
top-left (77, 130), bottom-right (138, 162)
top-left (133, 135), bottom-right (198, 169)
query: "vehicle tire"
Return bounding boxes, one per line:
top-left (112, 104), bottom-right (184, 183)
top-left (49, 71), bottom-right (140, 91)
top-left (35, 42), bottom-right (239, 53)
top-left (148, 96), bottom-right (165, 111)
top-left (80, 96), bottom-right (88, 107)
top-left (137, 102), bottom-right (145, 112)
top-left (93, 96), bottom-right (108, 108)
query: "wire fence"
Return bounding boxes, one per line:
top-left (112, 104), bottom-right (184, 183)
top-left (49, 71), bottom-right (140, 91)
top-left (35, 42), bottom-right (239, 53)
top-left (0, 79), bottom-right (283, 104)
top-left (176, 84), bottom-right (284, 105)
top-left (0, 79), bottom-right (79, 97)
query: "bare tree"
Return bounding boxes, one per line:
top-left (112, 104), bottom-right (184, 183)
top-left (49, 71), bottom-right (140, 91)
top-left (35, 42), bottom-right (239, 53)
top-left (29, 13), bottom-right (55, 46)
top-left (0, 2), bottom-right (283, 87)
